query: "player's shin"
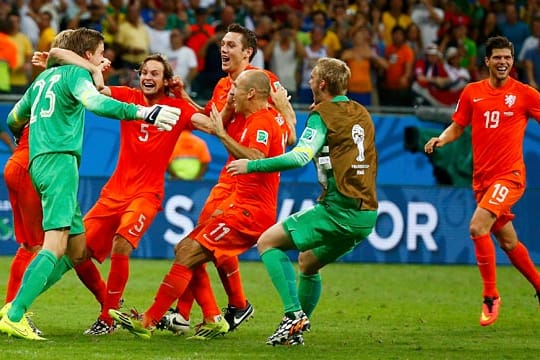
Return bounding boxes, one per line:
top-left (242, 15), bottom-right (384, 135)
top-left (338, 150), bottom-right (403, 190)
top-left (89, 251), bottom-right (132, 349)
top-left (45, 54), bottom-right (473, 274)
top-left (145, 263), bottom-right (193, 327)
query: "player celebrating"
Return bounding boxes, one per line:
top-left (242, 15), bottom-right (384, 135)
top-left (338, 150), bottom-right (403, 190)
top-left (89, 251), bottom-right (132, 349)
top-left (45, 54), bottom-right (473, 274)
top-left (0, 27), bottom-right (180, 340)
top-left (1, 30), bottom-right (78, 337)
top-left (227, 58), bottom-right (378, 346)
top-left (35, 48), bottom-right (216, 335)
top-left (161, 23), bottom-right (296, 335)
top-left (425, 36), bottom-right (540, 326)
top-left (109, 69), bottom-right (286, 339)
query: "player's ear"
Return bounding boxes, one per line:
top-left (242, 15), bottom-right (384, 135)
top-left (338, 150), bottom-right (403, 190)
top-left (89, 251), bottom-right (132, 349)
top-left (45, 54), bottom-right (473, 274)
top-left (245, 47), bottom-right (253, 61)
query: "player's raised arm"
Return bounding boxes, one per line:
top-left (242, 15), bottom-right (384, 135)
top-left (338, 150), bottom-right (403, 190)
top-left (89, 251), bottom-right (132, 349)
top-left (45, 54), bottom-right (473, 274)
top-left (424, 121), bottom-right (466, 154)
top-left (271, 85), bottom-right (297, 145)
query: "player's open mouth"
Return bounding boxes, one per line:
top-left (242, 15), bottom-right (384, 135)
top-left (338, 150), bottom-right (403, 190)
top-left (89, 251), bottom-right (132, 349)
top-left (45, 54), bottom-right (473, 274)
top-left (221, 55), bottom-right (230, 66)
top-left (142, 82), bottom-right (156, 90)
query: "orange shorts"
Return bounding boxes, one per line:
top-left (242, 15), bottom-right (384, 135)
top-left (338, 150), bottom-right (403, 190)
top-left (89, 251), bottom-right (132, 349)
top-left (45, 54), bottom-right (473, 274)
top-left (190, 204), bottom-right (271, 266)
top-left (4, 159), bottom-right (44, 247)
top-left (84, 194), bottom-right (160, 263)
top-left (198, 182), bottom-right (235, 225)
top-left (476, 178), bottom-right (524, 233)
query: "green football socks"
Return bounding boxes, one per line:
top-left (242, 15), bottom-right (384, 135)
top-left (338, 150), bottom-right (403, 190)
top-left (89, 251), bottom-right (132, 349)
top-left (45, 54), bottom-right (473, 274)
top-left (298, 273), bottom-right (321, 318)
top-left (260, 248), bottom-right (301, 314)
top-left (9, 249), bottom-right (57, 322)
top-left (40, 255), bottom-right (74, 294)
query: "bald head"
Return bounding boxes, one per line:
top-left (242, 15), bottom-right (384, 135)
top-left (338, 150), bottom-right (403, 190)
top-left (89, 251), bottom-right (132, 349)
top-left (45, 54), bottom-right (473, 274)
top-left (236, 70), bottom-right (270, 99)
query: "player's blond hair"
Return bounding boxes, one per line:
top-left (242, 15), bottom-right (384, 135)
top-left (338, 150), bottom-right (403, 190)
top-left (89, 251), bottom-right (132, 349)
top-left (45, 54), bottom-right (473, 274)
top-left (60, 27), bottom-right (104, 57)
top-left (51, 29), bottom-right (74, 48)
top-left (313, 58), bottom-right (351, 96)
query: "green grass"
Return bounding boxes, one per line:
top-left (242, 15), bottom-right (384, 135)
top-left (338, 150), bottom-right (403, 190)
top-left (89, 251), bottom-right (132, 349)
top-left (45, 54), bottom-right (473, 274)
top-left (1, 257), bottom-right (539, 360)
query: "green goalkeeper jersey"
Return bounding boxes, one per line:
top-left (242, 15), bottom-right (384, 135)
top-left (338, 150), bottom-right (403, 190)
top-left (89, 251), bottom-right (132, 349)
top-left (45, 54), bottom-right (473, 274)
top-left (7, 65), bottom-right (139, 165)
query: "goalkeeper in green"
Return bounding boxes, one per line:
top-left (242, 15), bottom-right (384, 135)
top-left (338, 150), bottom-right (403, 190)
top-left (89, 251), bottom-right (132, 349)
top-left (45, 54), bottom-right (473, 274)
top-left (227, 58), bottom-right (379, 346)
top-left (0, 27), bottom-right (180, 340)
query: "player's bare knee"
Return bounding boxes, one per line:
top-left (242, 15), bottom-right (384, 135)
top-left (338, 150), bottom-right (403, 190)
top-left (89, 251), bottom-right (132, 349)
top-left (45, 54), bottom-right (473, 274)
top-left (469, 222), bottom-right (490, 237)
top-left (496, 235), bottom-right (517, 252)
top-left (256, 239), bottom-right (270, 255)
top-left (112, 236), bottom-right (133, 255)
top-left (173, 237), bottom-right (208, 268)
top-left (298, 251), bottom-right (321, 274)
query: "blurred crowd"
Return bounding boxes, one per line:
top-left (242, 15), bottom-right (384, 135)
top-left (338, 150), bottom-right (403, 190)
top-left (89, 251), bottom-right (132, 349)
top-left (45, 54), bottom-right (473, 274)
top-left (1, 0), bottom-right (540, 107)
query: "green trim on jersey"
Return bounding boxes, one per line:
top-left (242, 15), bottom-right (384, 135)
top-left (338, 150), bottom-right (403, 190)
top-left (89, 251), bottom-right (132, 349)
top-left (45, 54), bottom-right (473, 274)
top-left (247, 112), bottom-right (328, 173)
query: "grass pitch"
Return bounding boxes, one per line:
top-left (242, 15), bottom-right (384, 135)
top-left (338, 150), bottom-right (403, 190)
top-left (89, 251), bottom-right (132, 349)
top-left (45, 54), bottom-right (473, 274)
top-left (0, 257), bottom-right (539, 360)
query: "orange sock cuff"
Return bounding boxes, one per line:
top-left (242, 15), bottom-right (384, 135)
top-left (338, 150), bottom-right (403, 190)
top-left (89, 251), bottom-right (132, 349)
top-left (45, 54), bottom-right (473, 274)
top-left (5, 247), bottom-right (36, 303)
top-left (472, 233), bottom-right (498, 298)
top-left (176, 287), bottom-right (195, 320)
top-left (101, 254), bottom-right (130, 323)
top-left (218, 257), bottom-right (246, 308)
top-left (505, 241), bottom-right (540, 291)
top-left (146, 264), bottom-right (192, 326)
top-left (74, 258), bottom-right (107, 307)
top-left (192, 266), bottom-right (221, 318)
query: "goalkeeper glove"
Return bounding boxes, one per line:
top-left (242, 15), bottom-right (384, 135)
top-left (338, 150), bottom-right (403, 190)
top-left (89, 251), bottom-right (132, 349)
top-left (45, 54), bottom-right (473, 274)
top-left (137, 104), bottom-right (181, 131)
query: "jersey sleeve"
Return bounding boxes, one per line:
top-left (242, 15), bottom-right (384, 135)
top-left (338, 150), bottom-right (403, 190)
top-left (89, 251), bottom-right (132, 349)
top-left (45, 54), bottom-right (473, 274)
top-left (264, 69), bottom-right (281, 92)
top-left (6, 91), bottom-right (32, 136)
top-left (68, 67), bottom-right (139, 120)
top-left (109, 86), bottom-right (136, 102)
top-left (248, 112), bottom-right (327, 173)
top-left (525, 85), bottom-right (540, 123)
top-left (205, 77), bottom-right (229, 114)
top-left (452, 84), bottom-right (473, 127)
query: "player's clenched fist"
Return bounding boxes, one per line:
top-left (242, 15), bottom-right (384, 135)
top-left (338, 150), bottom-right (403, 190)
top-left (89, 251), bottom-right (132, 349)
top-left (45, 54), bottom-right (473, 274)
top-left (137, 104), bottom-right (181, 131)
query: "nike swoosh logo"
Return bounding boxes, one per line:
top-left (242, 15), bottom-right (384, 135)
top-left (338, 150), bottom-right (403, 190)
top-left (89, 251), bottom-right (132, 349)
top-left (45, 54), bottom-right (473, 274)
top-left (473, 98), bottom-right (484, 103)
top-left (6, 319), bottom-right (29, 337)
top-left (488, 200), bottom-right (499, 205)
top-left (480, 313), bottom-right (491, 322)
top-left (147, 105), bottom-right (163, 124)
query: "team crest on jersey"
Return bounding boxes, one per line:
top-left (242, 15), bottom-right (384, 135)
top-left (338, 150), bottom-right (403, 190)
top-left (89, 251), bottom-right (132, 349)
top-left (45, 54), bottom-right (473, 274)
top-left (275, 113), bottom-right (285, 126)
top-left (256, 130), bottom-right (268, 145)
top-left (302, 128), bottom-right (317, 142)
top-left (505, 94), bottom-right (516, 107)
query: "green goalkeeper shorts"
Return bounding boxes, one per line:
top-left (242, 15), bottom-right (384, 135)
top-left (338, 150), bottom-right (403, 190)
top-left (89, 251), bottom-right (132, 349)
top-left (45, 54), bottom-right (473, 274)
top-left (30, 153), bottom-right (84, 234)
top-left (282, 200), bottom-right (377, 265)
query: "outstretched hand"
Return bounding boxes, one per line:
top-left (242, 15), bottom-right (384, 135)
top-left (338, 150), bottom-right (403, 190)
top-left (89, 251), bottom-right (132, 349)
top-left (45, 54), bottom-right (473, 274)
top-left (32, 51), bottom-right (48, 69)
top-left (424, 137), bottom-right (442, 154)
top-left (210, 103), bottom-right (226, 139)
top-left (270, 85), bottom-right (292, 112)
top-left (169, 75), bottom-right (186, 98)
top-left (138, 105), bottom-right (181, 131)
top-left (226, 159), bottom-right (249, 175)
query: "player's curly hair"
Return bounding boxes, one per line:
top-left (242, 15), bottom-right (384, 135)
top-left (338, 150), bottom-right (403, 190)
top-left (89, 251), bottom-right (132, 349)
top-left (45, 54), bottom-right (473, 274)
top-left (226, 23), bottom-right (258, 62)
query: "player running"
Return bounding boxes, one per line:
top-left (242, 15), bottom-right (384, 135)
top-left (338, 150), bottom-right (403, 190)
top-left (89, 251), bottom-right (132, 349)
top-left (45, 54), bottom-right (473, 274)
top-left (425, 36), bottom-right (540, 326)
